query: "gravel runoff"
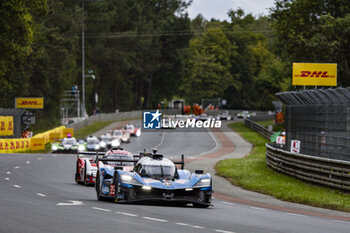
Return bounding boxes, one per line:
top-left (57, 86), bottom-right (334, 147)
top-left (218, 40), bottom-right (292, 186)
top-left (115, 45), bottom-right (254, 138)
top-left (185, 121), bottom-right (350, 219)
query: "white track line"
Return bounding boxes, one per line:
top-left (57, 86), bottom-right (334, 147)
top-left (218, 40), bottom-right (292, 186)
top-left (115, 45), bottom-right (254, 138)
top-left (91, 207), bottom-right (111, 212)
top-left (14, 166), bottom-right (20, 169)
top-left (222, 201), bottom-right (236, 206)
top-left (26, 161), bottom-right (30, 164)
top-left (285, 213), bottom-right (305, 217)
top-left (6, 171), bottom-right (11, 174)
top-left (37, 157), bottom-right (42, 160)
top-left (52, 154), bottom-right (57, 157)
top-left (115, 212), bottom-right (138, 217)
top-left (176, 222), bottom-right (190, 226)
top-left (157, 131), bottom-right (167, 148)
top-left (196, 129), bottom-right (221, 157)
top-left (36, 193), bottom-right (46, 197)
top-left (250, 207), bottom-right (266, 211)
top-left (142, 217), bottom-right (168, 223)
top-left (215, 230), bottom-right (236, 233)
top-left (191, 225), bottom-right (206, 229)
top-left (5, 177), bottom-right (10, 181)
top-left (13, 185), bottom-right (21, 188)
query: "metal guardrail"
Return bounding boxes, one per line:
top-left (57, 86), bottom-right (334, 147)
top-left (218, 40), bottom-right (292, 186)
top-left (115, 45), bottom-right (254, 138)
top-left (266, 143), bottom-right (350, 191)
top-left (244, 119), bottom-right (274, 140)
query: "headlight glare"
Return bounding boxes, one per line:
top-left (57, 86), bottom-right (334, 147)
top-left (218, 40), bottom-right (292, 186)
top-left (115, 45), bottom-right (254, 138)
top-left (120, 174), bottom-right (141, 186)
top-left (194, 178), bottom-right (211, 188)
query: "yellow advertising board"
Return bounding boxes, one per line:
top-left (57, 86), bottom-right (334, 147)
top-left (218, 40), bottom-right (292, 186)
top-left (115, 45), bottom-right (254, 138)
top-left (0, 138), bottom-right (30, 153)
top-left (6, 116), bottom-right (13, 136)
top-left (62, 128), bottom-right (74, 138)
top-left (0, 116), bottom-right (13, 136)
top-left (15, 97), bottom-right (44, 109)
top-left (0, 125), bottom-right (73, 153)
top-left (30, 138), bottom-right (45, 151)
top-left (292, 63), bottom-right (337, 86)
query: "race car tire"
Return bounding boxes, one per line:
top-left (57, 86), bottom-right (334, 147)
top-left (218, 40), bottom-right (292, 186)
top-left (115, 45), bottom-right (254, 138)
top-left (95, 171), bottom-right (105, 201)
top-left (75, 161), bottom-right (79, 184)
top-left (83, 160), bottom-right (88, 186)
top-left (95, 171), bottom-right (100, 192)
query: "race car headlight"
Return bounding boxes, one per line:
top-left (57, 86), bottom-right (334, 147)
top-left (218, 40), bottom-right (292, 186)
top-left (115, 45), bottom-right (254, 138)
top-left (194, 178), bottom-right (211, 188)
top-left (142, 185), bottom-right (152, 190)
top-left (78, 145), bottom-right (85, 151)
top-left (52, 145), bottom-right (58, 151)
top-left (100, 141), bottom-right (106, 147)
top-left (112, 140), bottom-right (120, 147)
top-left (120, 175), bottom-right (141, 186)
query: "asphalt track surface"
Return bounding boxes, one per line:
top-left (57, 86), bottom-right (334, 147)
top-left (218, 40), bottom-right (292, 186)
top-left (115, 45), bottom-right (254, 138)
top-left (1, 128), bottom-right (350, 233)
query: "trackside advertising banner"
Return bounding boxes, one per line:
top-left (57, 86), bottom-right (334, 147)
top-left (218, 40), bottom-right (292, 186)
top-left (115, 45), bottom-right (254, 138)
top-left (292, 63), bottom-right (337, 86)
top-left (0, 116), bottom-right (14, 136)
top-left (0, 138), bottom-right (31, 153)
top-left (0, 126), bottom-right (74, 153)
top-left (15, 97), bottom-right (44, 109)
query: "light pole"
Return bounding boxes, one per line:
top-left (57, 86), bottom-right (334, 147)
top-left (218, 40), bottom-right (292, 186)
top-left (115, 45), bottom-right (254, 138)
top-left (81, 0), bottom-right (98, 118)
top-left (81, 0), bottom-right (85, 117)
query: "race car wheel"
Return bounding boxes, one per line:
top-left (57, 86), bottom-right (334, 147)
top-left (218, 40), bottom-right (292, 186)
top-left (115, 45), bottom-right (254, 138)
top-left (95, 172), bottom-right (105, 201)
top-left (75, 161), bottom-right (79, 184)
top-left (83, 161), bottom-right (88, 186)
top-left (95, 171), bottom-right (100, 192)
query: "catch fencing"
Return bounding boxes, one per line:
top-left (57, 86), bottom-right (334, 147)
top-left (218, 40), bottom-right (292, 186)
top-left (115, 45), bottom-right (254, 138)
top-left (276, 87), bottom-right (350, 162)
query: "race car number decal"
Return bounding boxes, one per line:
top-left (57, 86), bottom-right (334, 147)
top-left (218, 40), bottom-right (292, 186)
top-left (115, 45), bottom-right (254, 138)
top-left (110, 184), bottom-right (115, 196)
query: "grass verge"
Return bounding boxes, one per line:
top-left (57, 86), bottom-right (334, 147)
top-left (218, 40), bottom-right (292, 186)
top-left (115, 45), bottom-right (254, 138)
top-left (215, 121), bottom-right (350, 212)
top-left (74, 120), bottom-right (115, 139)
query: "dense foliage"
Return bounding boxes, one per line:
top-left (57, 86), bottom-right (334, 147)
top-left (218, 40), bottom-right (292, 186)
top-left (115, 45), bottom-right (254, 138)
top-left (1, 0), bottom-right (350, 125)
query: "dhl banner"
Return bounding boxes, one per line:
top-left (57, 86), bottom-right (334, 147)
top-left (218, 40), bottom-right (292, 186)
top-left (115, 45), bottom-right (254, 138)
top-left (62, 128), bottom-right (74, 138)
top-left (0, 116), bottom-right (14, 136)
top-left (0, 125), bottom-right (73, 153)
top-left (33, 126), bottom-right (66, 143)
top-left (0, 139), bottom-right (31, 153)
top-left (15, 97), bottom-right (44, 109)
top-left (30, 138), bottom-right (45, 151)
top-left (292, 63), bottom-right (337, 86)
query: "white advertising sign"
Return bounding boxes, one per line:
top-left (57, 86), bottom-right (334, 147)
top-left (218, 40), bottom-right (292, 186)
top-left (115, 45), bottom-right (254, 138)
top-left (290, 140), bottom-right (301, 153)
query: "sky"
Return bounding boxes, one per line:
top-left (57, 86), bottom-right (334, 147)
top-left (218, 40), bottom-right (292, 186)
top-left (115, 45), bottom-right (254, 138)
top-left (187, 0), bottom-right (275, 21)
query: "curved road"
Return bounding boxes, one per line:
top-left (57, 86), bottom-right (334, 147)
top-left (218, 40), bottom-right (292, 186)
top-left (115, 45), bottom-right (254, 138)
top-left (0, 127), bottom-right (349, 233)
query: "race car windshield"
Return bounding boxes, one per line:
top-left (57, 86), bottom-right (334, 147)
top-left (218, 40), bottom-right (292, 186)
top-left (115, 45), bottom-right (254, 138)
top-left (113, 131), bottom-right (122, 137)
top-left (143, 165), bottom-right (175, 179)
top-left (62, 138), bottom-right (77, 145)
top-left (101, 136), bottom-right (112, 142)
top-left (87, 138), bottom-right (99, 144)
top-left (125, 125), bottom-right (134, 130)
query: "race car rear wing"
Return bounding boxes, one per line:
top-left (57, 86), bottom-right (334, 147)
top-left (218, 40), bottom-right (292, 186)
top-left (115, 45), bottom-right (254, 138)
top-left (77, 151), bottom-right (105, 159)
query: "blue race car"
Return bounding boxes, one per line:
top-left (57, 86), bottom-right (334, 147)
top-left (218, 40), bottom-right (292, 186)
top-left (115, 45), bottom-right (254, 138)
top-left (95, 149), bottom-right (213, 208)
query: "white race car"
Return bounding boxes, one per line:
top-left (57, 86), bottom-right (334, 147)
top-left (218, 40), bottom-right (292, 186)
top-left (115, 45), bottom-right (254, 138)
top-left (75, 152), bottom-right (99, 186)
top-left (112, 130), bottom-right (130, 143)
top-left (86, 136), bottom-right (102, 151)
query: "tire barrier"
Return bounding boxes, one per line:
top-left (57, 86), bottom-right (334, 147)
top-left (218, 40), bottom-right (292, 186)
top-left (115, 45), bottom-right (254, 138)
top-left (266, 143), bottom-right (350, 191)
